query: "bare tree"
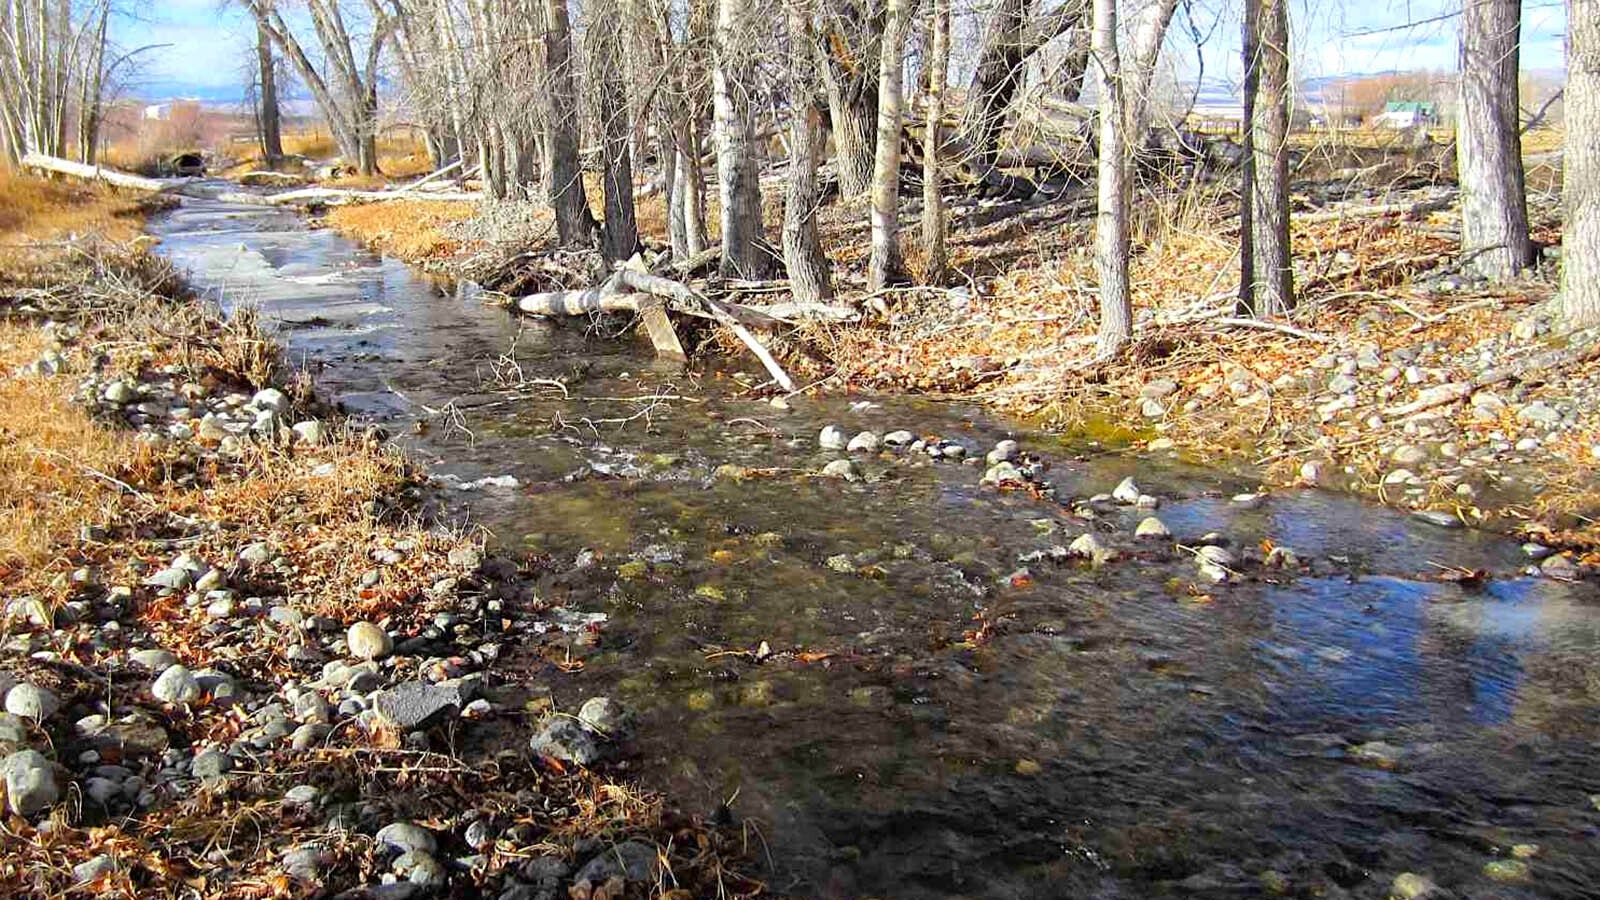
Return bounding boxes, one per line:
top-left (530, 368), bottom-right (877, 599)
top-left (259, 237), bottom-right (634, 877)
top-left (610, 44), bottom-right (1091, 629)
top-left (1563, 0), bottom-right (1600, 326)
top-left (920, 0), bottom-right (949, 283)
top-left (1458, 0), bottom-right (1532, 282)
top-left (714, 0), bottom-right (765, 276)
top-left (866, 0), bottom-right (912, 290)
top-left (542, 0), bottom-right (599, 244)
top-left (588, 0), bottom-right (639, 260)
top-left (816, 0), bottom-right (880, 198)
top-left (0, 0), bottom-right (115, 165)
top-left (244, 0), bottom-right (393, 175)
top-left (783, 0), bottom-right (832, 302)
top-left (254, 18), bottom-right (285, 162)
top-left (959, 0), bottom-right (1086, 167)
top-left (1238, 0), bottom-right (1291, 316)
top-left (1091, 0), bottom-right (1129, 354)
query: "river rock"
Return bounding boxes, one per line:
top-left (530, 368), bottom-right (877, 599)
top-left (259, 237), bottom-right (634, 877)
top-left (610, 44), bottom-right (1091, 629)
top-left (1068, 533), bottom-right (1111, 563)
top-left (4, 683), bottom-right (60, 722)
top-left (152, 664), bottom-right (201, 704)
top-left (1197, 561), bottom-right (1229, 584)
top-left (191, 748), bottom-right (232, 779)
top-left (291, 420), bottom-right (326, 445)
top-left (528, 717), bottom-right (606, 766)
top-left (883, 430), bottom-right (915, 447)
top-left (251, 388), bottom-right (289, 416)
top-left (982, 462), bottom-right (1024, 486)
top-left (3, 749), bottom-right (58, 816)
top-left (376, 821), bottom-right (438, 855)
top-left (574, 840), bottom-right (660, 884)
top-left (373, 681), bottom-right (470, 730)
top-left (1540, 554), bottom-right (1578, 579)
top-left (1299, 461), bottom-right (1324, 484)
top-left (73, 854), bottom-right (118, 884)
top-left (1411, 509), bottom-right (1462, 529)
top-left (991, 439), bottom-right (1020, 462)
top-left (1196, 545), bottom-right (1236, 567)
top-left (1327, 374), bottom-right (1359, 394)
top-left (577, 697), bottom-right (635, 739)
top-left (394, 850), bottom-right (447, 887)
top-left (347, 621), bottom-right (393, 660)
top-left (1391, 445), bottom-right (1429, 466)
top-left (281, 844), bottom-right (330, 883)
top-left (130, 648), bottom-right (177, 670)
top-left (1231, 493), bottom-right (1266, 509)
top-left (102, 381), bottom-right (138, 404)
top-left (1134, 517), bottom-right (1171, 538)
top-left (821, 459), bottom-right (860, 481)
top-left (818, 425), bottom-right (847, 450)
top-left (1111, 477), bottom-right (1141, 504)
top-left (847, 431), bottom-right (881, 452)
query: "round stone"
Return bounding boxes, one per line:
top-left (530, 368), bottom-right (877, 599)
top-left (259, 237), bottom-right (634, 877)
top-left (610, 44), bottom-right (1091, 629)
top-left (4, 683), bottom-right (60, 722)
top-left (151, 664), bottom-right (202, 704)
top-left (346, 622), bottom-right (393, 661)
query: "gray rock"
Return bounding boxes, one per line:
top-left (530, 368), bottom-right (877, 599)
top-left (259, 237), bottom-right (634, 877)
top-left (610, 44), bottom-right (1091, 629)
top-left (193, 568), bottom-right (226, 593)
top-left (281, 844), bottom-right (329, 883)
top-left (290, 723), bottom-right (329, 750)
top-left (4, 683), bottom-right (60, 722)
top-left (376, 821), bottom-right (438, 855)
top-left (1196, 546), bottom-right (1236, 567)
top-left (982, 462), bottom-right (1024, 486)
top-left (1521, 542), bottom-right (1555, 560)
top-left (1196, 561), bottom-right (1229, 584)
top-left (130, 648), bottom-right (177, 670)
top-left (347, 621), bottom-right (393, 660)
top-left (529, 717), bottom-right (606, 766)
top-left (152, 664), bottom-right (202, 704)
top-left (1139, 398), bottom-right (1166, 419)
top-left (394, 850), bottom-right (447, 887)
top-left (883, 430), bottom-right (915, 447)
top-left (373, 681), bottom-right (470, 730)
top-left (1134, 517), bottom-right (1171, 539)
top-left (1067, 533), bottom-right (1112, 563)
top-left (1111, 477), bottom-right (1141, 504)
top-left (1327, 374), bottom-right (1359, 394)
top-left (1391, 445), bottom-right (1429, 466)
top-left (1411, 509), bottom-right (1462, 529)
top-left (73, 854), bottom-right (117, 884)
top-left (0, 713), bottom-right (25, 749)
top-left (3, 749), bottom-right (58, 816)
top-left (1231, 492), bottom-right (1266, 509)
top-left (143, 567), bottom-right (192, 591)
top-left (577, 697), bottom-right (635, 739)
top-left (85, 776), bottom-right (121, 805)
top-left (1517, 401), bottom-right (1560, 426)
top-left (574, 841), bottom-right (660, 884)
top-left (251, 388), bottom-right (289, 416)
top-left (1541, 554), bottom-right (1578, 579)
top-left (1140, 379), bottom-right (1179, 399)
top-left (818, 425), bottom-right (847, 450)
top-left (239, 542), bottom-right (276, 567)
top-left (191, 748), bottom-right (232, 779)
top-left (291, 420), bottom-right (326, 446)
top-left (103, 382), bottom-right (138, 404)
top-left (846, 431), bottom-right (881, 453)
top-left (821, 459), bottom-right (860, 481)
top-left (284, 784), bottom-right (321, 806)
top-left (939, 443), bottom-right (968, 460)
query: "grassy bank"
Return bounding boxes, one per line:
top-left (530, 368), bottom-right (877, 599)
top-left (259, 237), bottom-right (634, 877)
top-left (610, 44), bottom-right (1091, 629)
top-left (0, 177), bottom-right (757, 899)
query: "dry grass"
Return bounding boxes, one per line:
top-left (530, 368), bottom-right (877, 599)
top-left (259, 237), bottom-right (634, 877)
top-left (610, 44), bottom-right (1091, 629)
top-left (0, 173), bottom-right (150, 245)
top-left (324, 199), bottom-right (478, 260)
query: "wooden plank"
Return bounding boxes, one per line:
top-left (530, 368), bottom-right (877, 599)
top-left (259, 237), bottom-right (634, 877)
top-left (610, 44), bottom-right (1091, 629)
top-left (637, 297), bottom-right (687, 360)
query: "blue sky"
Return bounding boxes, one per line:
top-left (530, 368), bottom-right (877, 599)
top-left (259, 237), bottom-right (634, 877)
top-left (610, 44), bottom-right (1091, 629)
top-left (119, 0), bottom-right (1568, 102)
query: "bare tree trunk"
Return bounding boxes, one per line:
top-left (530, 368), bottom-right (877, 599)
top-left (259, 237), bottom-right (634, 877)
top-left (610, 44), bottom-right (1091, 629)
top-left (920, 0), bottom-right (949, 283)
top-left (1240, 0), bottom-right (1292, 316)
top-left (1124, 0), bottom-right (1179, 151)
top-left (783, 0), bottom-right (833, 302)
top-left (867, 0), bottom-right (911, 290)
top-left (542, 0), bottom-right (599, 246)
top-left (1563, 0), bottom-right (1600, 326)
top-left (713, 0), bottom-right (765, 277)
top-left (1458, 0), bottom-right (1532, 282)
top-left (959, 0), bottom-right (1085, 165)
top-left (680, 117), bottom-right (709, 254)
top-left (1092, 0), bottom-right (1129, 355)
top-left (589, 0), bottom-right (639, 261)
top-left (817, 3), bottom-right (878, 198)
top-left (257, 19), bottom-right (284, 162)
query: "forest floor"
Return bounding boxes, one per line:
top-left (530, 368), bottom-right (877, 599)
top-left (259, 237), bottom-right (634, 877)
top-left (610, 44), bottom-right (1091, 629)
top-left (317, 154), bottom-right (1600, 567)
top-left (0, 175), bottom-right (758, 899)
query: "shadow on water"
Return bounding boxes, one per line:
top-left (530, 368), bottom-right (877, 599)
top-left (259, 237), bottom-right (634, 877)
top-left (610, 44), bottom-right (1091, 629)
top-left (152, 197), bottom-right (1600, 899)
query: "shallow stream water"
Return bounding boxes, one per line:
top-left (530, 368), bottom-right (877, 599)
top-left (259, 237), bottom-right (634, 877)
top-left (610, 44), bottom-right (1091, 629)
top-left (151, 197), bottom-right (1600, 899)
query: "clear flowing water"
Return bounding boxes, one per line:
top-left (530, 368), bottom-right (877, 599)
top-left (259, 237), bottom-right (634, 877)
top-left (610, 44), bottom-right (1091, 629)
top-left (152, 197), bottom-right (1600, 899)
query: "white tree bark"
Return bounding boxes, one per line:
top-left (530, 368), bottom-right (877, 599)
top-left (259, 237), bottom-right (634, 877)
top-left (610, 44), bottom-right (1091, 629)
top-left (1092, 0), bottom-right (1130, 355)
top-left (1563, 0), bottom-right (1600, 326)
top-left (783, 0), bottom-right (833, 303)
top-left (920, 0), bottom-right (949, 284)
top-left (713, 0), bottom-right (764, 276)
top-left (867, 0), bottom-right (912, 290)
top-left (1458, 0), bottom-right (1532, 282)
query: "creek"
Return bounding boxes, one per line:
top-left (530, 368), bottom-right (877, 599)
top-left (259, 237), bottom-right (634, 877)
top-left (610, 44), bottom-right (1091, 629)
top-left (151, 197), bottom-right (1600, 899)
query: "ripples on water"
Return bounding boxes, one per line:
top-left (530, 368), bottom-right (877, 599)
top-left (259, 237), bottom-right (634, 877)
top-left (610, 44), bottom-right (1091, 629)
top-left (154, 198), bottom-right (1600, 898)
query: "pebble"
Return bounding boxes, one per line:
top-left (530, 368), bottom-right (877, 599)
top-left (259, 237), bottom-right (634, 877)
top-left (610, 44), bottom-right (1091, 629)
top-left (846, 431), bottom-right (881, 452)
top-left (1134, 517), bottom-right (1171, 538)
top-left (817, 425), bottom-right (847, 450)
top-left (1391, 445), bottom-right (1429, 465)
top-left (152, 664), bottom-right (202, 704)
top-left (821, 459), bottom-right (860, 481)
top-left (4, 683), bottom-right (60, 722)
top-left (3, 749), bottom-right (58, 816)
top-left (393, 850), bottom-right (446, 887)
top-left (376, 821), bottom-right (438, 855)
top-left (347, 621), bottom-right (393, 660)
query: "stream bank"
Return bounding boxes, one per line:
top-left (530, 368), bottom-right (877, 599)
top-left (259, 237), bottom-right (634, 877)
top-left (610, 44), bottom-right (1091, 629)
top-left (139, 194), bottom-right (1600, 898)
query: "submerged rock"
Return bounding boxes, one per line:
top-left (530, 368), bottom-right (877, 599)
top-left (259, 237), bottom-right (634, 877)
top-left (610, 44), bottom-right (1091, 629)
top-left (821, 459), bottom-right (860, 481)
top-left (1134, 517), bottom-right (1171, 538)
top-left (1111, 477), bottom-right (1141, 504)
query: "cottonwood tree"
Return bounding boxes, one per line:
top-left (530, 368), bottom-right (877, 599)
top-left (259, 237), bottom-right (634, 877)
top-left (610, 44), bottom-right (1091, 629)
top-left (541, 0), bottom-right (599, 244)
top-left (1091, 0), bottom-right (1130, 354)
top-left (816, 0), bottom-right (881, 198)
top-left (588, 0), bottom-right (639, 260)
top-left (1457, 0), bottom-right (1532, 282)
top-left (783, 0), bottom-right (832, 302)
top-left (244, 0), bottom-right (393, 175)
top-left (920, 0), bottom-right (949, 283)
top-left (959, 0), bottom-right (1087, 167)
top-left (1563, 0), bottom-right (1600, 325)
top-left (1238, 0), bottom-right (1291, 316)
top-left (0, 0), bottom-right (114, 165)
top-left (866, 0), bottom-right (913, 290)
top-left (252, 20), bottom-right (285, 162)
top-left (713, 0), bottom-right (765, 276)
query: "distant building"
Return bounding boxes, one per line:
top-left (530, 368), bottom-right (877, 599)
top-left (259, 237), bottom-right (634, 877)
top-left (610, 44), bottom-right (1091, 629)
top-left (143, 103), bottom-right (170, 120)
top-left (1372, 101), bottom-right (1437, 129)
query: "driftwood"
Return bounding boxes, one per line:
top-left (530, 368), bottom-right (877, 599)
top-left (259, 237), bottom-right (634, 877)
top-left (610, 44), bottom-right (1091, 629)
top-left (1298, 192), bottom-right (1457, 224)
top-left (517, 268), bottom-right (798, 390)
top-left (21, 153), bottom-right (175, 191)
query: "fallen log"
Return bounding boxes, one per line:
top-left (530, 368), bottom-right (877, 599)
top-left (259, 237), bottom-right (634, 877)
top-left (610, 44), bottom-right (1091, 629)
top-left (1298, 192), bottom-right (1456, 224)
top-left (21, 152), bottom-right (176, 192)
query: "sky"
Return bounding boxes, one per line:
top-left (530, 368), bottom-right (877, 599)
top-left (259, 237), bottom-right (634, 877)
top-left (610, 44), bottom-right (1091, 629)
top-left (118, 0), bottom-right (1569, 104)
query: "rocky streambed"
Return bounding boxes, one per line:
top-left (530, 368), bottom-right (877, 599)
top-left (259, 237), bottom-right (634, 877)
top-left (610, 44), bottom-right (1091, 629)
top-left (25, 194), bottom-right (1582, 899)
